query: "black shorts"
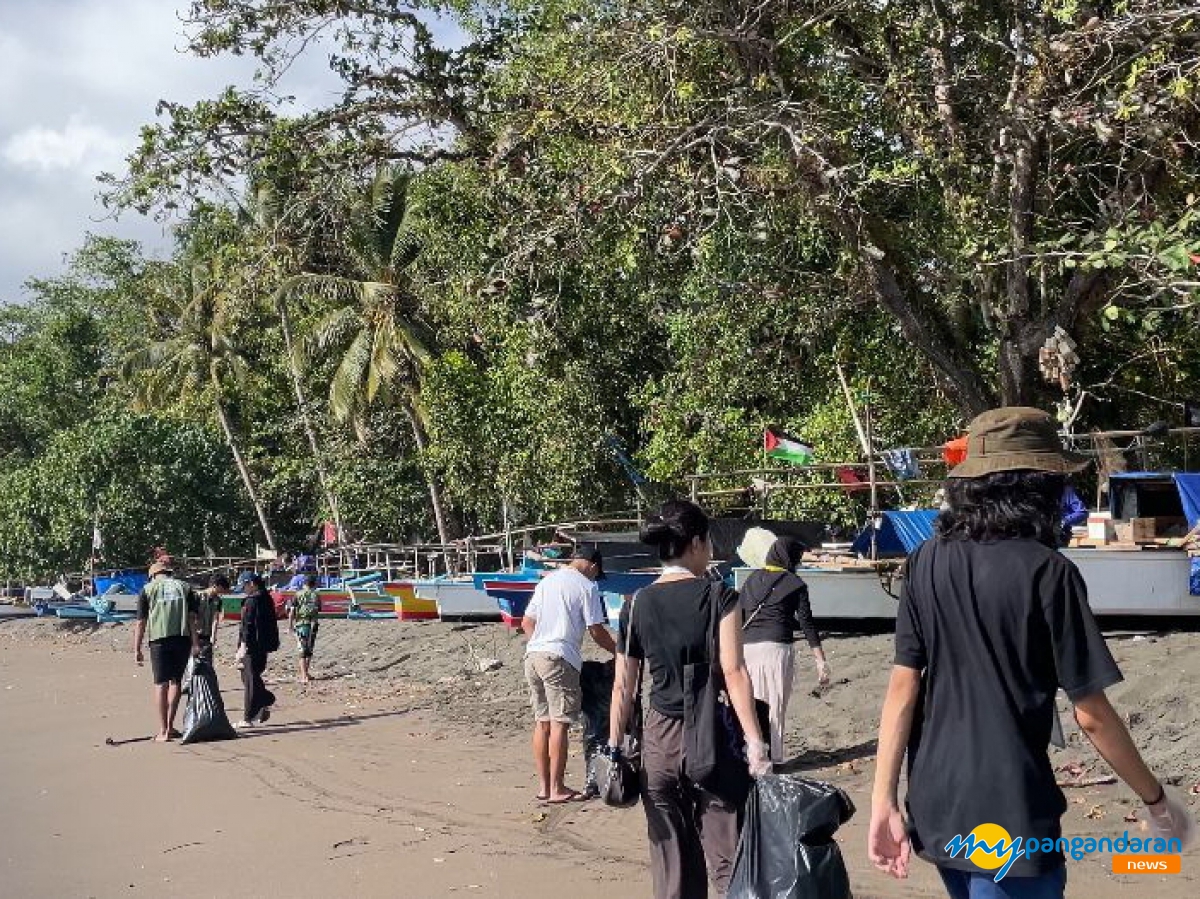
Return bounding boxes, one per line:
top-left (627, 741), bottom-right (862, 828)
top-left (149, 636), bottom-right (191, 685)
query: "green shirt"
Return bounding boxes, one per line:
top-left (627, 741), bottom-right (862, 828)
top-left (196, 592), bottom-right (223, 641)
top-left (137, 576), bottom-right (199, 643)
top-left (291, 588), bottom-right (321, 624)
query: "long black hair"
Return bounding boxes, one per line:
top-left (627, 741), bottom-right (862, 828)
top-left (936, 470), bottom-right (1065, 548)
top-left (640, 499), bottom-right (710, 562)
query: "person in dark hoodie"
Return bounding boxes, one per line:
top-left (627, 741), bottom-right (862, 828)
top-left (236, 575), bottom-right (278, 728)
top-left (739, 536), bottom-right (830, 762)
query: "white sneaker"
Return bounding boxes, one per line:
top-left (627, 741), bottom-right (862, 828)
top-left (234, 720), bottom-right (254, 729)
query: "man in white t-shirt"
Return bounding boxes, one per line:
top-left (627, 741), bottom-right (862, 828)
top-left (521, 547), bottom-right (616, 803)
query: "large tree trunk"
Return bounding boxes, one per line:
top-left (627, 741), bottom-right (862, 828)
top-left (276, 296), bottom-right (345, 543)
top-left (403, 406), bottom-right (453, 546)
top-left (212, 386), bottom-right (279, 554)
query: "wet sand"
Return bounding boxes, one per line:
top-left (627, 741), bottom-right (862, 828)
top-left (1, 617), bottom-right (1197, 897)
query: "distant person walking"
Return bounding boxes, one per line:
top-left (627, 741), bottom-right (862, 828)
top-left (521, 547), bottom-right (616, 803)
top-left (287, 574), bottom-right (322, 685)
top-left (133, 558), bottom-right (201, 742)
top-left (869, 408), bottom-right (1195, 898)
top-left (236, 575), bottom-right (279, 728)
top-left (739, 535), bottom-right (829, 762)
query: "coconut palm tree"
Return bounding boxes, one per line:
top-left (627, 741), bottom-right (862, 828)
top-left (244, 179), bottom-right (346, 545)
top-left (287, 168), bottom-right (454, 545)
top-left (120, 259), bottom-right (279, 553)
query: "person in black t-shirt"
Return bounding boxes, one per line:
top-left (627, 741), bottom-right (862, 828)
top-left (739, 536), bottom-right (829, 762)
top-left (609, 500), bottom-right (771, 899)
top-left (868, 407), bottom-right (1192, 899)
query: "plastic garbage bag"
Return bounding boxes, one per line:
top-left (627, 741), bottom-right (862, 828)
top-left (180, 657), bottom-right (237, 744)
top-left (727, 775), bottom-right (855, 899)
top-left (180, 654), bottom-right (196, 696)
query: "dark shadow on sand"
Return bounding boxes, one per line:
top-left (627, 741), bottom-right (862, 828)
top-left (225, 708), bottom-right (414, 740)
top-left (776, 738), bottom-right (879, 773)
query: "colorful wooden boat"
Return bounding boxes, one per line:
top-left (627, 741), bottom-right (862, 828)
top-left (412, 580), bottom-right (500, 621)
top-left (479, 580), bottom-right (536, 628)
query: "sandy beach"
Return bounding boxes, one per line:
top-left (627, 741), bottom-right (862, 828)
top-left (1, 616), bottom-right (1197, 898)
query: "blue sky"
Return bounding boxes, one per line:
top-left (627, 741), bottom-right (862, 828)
top-left (0, 1), bottom-right (346, 302)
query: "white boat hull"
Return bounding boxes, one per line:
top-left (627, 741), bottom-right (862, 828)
top-left (733, 548), bottom-right (1200, 619)
top-left (414, 582), bottom-right (500, 620)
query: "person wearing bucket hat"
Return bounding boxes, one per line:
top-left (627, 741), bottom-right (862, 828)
top-left (869, 407), bottom-right (1193, 897)
top-left (133, 555), bottom-right (202, 742)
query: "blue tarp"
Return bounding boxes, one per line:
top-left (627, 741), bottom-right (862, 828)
top-left (849, 510), bottom-right (937, 558)
top-left (95, 570), bottom-right (148, 596)
top-left (1172, 474), bottom-right (1200, 530)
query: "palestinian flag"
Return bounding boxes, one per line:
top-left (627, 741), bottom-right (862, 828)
top-left (764, 427), bottom-right (815, 465)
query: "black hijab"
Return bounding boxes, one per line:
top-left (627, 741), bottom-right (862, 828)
top-left (764, 536), bottom-right (806, 570)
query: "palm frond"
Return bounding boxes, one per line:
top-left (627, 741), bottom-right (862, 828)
top-left (286, 273), bottom-right (367, 309)
top-left (390, 312), bottom-right (432, 367)
top-left (119, 342), bottom-right (175, 381)
top-left (329, 330), bottom-right (373, 422)
top-left (304, 305), bottom-right (363, 361)
top-left (389, 227), bottom-right (423, 274)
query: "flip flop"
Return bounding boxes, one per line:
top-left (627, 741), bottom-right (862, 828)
top-left (547, 791), bottom-right (586, 804)
top-left (168, 728), bottom-right (182, 739)
top-left (534, 794), bottom-right (550, 803)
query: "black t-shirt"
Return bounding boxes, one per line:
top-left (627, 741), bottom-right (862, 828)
top-left (895, 538), bottom-right (1122, 877)
top-left (617, 578), bottom-right (740, 720)
top-left (739, 570), bottom-right (821, 647)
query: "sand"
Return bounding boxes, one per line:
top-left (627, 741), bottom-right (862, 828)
top-left (1, 616), bottom-right (1198, 898)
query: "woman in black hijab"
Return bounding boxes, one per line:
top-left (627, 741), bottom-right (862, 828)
top-left (739, 536), bottom-right (830, 762)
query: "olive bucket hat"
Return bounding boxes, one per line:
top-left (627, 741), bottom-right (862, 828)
top-left (948, 407), bottom-right (1089, 479)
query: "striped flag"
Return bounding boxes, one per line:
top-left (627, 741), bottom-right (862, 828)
top-left (764, 427), bottom-right (815, 465)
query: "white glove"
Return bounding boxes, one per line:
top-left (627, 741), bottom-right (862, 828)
top-left (747, 739), bottom-right (773, 778)
top-left (1147, 786), bottom-right (1197, 849)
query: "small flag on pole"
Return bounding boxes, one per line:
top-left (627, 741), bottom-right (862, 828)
top-left (764, 427), bottom-right (815, 465)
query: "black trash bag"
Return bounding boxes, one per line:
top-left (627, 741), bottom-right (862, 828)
top-left (727, 775), bottom-right (855, 899)
top-left (180, 657), bottom-right (238, 744)
top-left (580, 659), bottom-right (615, 794)
top-left (179, 654), bottom-right (196, 696)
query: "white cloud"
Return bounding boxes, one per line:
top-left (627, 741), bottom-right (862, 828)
top-left (0, 0), bottom-right (465, 304)
top-left (0, 0), bottom-right (342, 303)
top-left (3, 114), bottom-right (124, 174)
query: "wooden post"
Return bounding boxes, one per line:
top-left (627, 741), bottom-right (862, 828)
top-left (837, 363), bottom-right (879, 559)
top-left (836, 363), bottom-right (872, 461)
top-left (864, 386), bottom-right (879, 561)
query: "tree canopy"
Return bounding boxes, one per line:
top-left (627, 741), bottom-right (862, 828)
top-left (4, 0), bottom-right (1199, 579)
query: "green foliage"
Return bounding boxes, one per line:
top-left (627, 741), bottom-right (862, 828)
top-left (0, 414), bottom-right (253, 580)
top-left (8, 0), bottom-right (1200, 579)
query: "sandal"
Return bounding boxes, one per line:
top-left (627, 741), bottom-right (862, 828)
top-left (547, 790), bottom-right (586, 804)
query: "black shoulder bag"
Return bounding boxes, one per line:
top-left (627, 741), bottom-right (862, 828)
top-left (683, 582), bottom-right (751, 801)
top-left (600, 593), bottom-right (644, 809)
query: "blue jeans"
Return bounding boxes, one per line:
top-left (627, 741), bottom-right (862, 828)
top-left (939, 866), bottom-right (1066, 899)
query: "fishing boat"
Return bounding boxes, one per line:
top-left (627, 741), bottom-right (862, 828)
top-left (729, 474), bottom-right (1200, 619)
top-left (412, 579), bottom-right (500, 621)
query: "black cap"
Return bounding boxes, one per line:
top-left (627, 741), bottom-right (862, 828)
top-left (571, 545), bottom-right (606, 580)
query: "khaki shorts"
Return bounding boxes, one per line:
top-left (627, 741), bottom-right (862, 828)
top-left (525, 652), bottom-right (582, 723)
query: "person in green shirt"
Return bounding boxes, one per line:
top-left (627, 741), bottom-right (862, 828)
top-left (196, 575), bottom-right (229, 660)
top-left (133, 559), bottom-right (201, 742)
top-left (287, 574), bottom-right (322, 685)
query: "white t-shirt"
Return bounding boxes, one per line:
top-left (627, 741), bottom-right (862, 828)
top-left (524, 567), bottom-right (606, 670)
